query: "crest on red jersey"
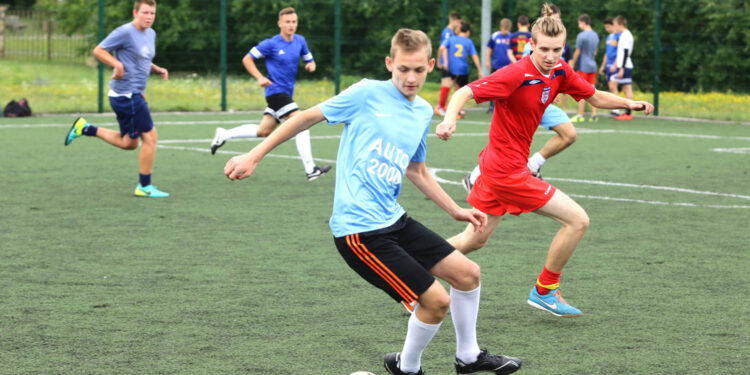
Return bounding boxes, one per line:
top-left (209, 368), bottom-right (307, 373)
top-left (541, 86), bottom-right (551, 104)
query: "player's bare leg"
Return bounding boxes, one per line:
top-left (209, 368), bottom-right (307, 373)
top-left (447, 214), bottom-right (503, 254)
top-left (139, 128), bottom-right (158, 176)
top-left (95, 127), bottom-right (140, 150)
top-left (526, 189), bottom-right (588, 317)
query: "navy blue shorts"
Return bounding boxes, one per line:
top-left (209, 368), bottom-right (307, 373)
top-left (109, 94), bottom-right (154, 139)
top-left (333, 214), bottom-right (455, 305)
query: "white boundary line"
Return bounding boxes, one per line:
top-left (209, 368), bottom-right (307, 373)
top-left (156, 145), bottom-right (750, 210)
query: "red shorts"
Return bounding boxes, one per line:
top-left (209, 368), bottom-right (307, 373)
top-left (576, 71), bottom-right (597, 85)
top-left (467, 171), bottom-right (556, 216)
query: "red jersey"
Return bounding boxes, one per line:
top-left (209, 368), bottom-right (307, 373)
top-left (468, 56), bottom-right (595, 177)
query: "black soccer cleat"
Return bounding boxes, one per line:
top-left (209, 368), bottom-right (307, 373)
top-left (454, 349), bottom-right (522, 375)
top-left (384, 352), bottom-right (425, 375)
top-left (530, 167), bottom-right (543, 180)
top-left (306, 165), bottom-right (332, 181)
top-left (462, 174), bottom-right (474, 194)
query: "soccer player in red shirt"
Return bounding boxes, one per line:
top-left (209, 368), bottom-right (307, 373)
top-left (436, 3), bottom-right (653, 317)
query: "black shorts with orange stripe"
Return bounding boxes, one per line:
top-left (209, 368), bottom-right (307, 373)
top-left (333, 214), bottom-right (455, 305)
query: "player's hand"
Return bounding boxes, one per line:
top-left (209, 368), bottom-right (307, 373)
top-left (224, 152), bottom-right (259, 181)
top-left (305, 61), bottom-right (316, 72)
top-left (598, 66), bottom-right (605, 75)
top-left (437, 61), bottom-right (443, 69)
top-left (553, 94), bottom-right (561, 104)
top-left (629, 101), bottom-right (654, 115)
top-left (436, 121), bottom-right (456, 141)
top-left (257, 76), bottom-right (272, 87)
top-left (609, 65), bottom-right (616, 73)
top-left (112, 62), bottom-right (125, 80)
top-left (453, 208), bottom-right (487, 233)
top-left (156, 67), bottom-right (168, 81)
top-left (617, 69), bottom-right (624, 78)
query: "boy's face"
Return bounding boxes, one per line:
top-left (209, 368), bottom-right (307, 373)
top-left (604, 24), bottom-right (614, 34)
top-left (386, 48), bottom-right (435, 101)
top-left (278, 13), bottom-right (298, 38)
top-left (133, 4), bottom-right (155, 30)
top-left (530, 33), bottom-right (566, 74)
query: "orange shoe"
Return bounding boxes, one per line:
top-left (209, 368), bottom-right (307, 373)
top-left (434, 106), bottom-right (446, 116)
top-left (615, 113), bottom-right (633, 121)
top-left (457, 110), bottom-right (466, 119)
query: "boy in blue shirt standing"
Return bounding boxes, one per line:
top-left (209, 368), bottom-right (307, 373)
top-left (65, 0), bottom-right (169, 198)
top-left (224, 28), bottom-right (521, 375)
top-left (439, 22), bottom-right (483, 118)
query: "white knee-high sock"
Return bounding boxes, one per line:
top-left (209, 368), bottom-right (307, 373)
top-left (224, 124), bottom-right (259, 139)
top-left (527, 152), bottom-right (547, 173)
top-left (400, 312), bottom-right (442, 373)
top-left (469, 165), bottom-right (481, 184)
top-left (294, 128), bottom-right (316, 174)
top-left (450, 285), bottom-right (481, 364)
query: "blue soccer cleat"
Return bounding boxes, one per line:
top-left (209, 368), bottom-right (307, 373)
top-left (65, 117), bottom-right (89, 146)
top-left (527, 287), bottom-right (581, 317)
top-left (134, 184), bottom-right (170, 198)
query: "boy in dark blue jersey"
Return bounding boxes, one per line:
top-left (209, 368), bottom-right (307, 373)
top-left (210, 7), bottom-right (330, 181)
top-left (485, 18), bottom-right (517, 113)
top-left (599, 17), bottom-right (621, 116)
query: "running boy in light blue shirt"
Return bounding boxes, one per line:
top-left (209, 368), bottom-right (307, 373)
top-left (65, 0), bottom-right (170, 198)
top-left (223, 28), bottom-right (521, 375)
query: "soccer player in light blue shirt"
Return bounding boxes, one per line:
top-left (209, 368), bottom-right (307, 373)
top-left (210, 7), bottom-right (330, 181)
top-left (64, 0), bottom-right (170, 198)
top-left (224, 28), bottom-right (521, 375)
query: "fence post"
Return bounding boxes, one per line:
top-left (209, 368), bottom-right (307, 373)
top-left (46, 18), bottom-right (53, 61)
top-left (0, 5), bottom-right (6, 59)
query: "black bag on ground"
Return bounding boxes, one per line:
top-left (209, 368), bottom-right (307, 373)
top-left (3, 98), bottom-right (32, 117)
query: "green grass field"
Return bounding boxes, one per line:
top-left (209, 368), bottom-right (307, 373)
top-left (1, 111), bottom-right (748, 374)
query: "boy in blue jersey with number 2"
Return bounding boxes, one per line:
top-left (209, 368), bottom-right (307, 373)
top-left (65, 0), bottom-right (170, 198)
top-left (224, 29), bottom-right (521, 375)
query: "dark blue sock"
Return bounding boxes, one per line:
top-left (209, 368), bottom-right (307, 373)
top-left (82, 125), bottom-right (98, 136)
top-left (626, 108), bottom-right (632, 115)
top-left (139, 173), bottom-right (151, 187)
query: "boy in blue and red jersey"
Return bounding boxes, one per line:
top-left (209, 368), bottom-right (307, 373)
top-left (509, 15), bottom-right (531, 61)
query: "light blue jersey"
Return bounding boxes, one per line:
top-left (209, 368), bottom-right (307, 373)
top-left (99, 22), bottom-right (156, 94)
top-left (318, 79), bottom-right (433, 237)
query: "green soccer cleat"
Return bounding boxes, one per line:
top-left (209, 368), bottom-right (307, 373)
top-left (65, 117), bottom-right (88, 146)
top-left (570, 114), bottom-right (586, 123)
top-left (134, 184), bottom-right (170, 198)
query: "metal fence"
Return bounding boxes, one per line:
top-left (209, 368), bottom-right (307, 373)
top-left (0, 9), bottom-right (91, 63)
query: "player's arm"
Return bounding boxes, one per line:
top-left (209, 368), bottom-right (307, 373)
top-left (507, 48), bottom-right (517, 63)
top-left (485, 47), bottom-right (493, 70)
top-left (242, 54), bottom-right (272, 87)
top-left (93, 45), bottom-right (124, 80)
top-left (150, 63), bottom-right (168, 81)
top-left (405, 161), bottom-right (486, 232)
top-left (471, 53), bottom-right (483, 78)
top-left (436, 86), bottom-right (473, 141)
top-left (570, 48), bottom-right (581, 70)
top-left (586, 90), bottom-right (653, 114)
top-left (225, 107), bottom-right (326, 180)
top-left (304, 60), bottom-right (316, 72)
top-left (599, 53), bottom-right (607, 75)
top-left (437, 45), bottom-right (447, 69)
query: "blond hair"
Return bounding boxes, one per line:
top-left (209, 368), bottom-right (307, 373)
top-left (134, 0), bottom-right (155, 11)
top-left (531, 3), bottom-right (566, 42)
top-left (500, 18), bottom-right (512, 32)
top-left (279, 7), bottom-right (295, 19)
top-left (390, 28), bottom-right (432, 59)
